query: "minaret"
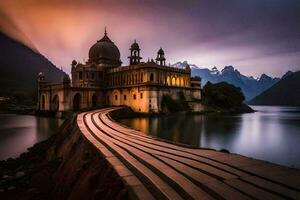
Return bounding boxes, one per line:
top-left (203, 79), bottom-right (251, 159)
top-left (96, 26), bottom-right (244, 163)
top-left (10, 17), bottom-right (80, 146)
top-left (37, 72), bottom-right (46, 110)
top-left (128, 40), bottom-right (142, 65)
top-left (156, 47), bottom-right (166, 66)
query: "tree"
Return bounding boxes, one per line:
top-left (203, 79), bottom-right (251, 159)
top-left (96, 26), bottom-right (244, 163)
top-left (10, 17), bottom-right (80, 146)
top-left (203, 82), bottom-right (245, 108)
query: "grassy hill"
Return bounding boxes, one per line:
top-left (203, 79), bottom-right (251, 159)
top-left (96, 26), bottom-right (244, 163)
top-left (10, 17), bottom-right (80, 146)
top-left (248, 71), bottom-right (300, 106)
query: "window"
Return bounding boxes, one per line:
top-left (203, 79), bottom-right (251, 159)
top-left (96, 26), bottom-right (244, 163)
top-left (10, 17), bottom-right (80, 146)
top-left (124, 95), bottom-right (127, 100)
top-left (86, 72), bottom-right (89, 79)
top-left (140, 93), bottom-right (143, 99)
top-left (150, 73), bottom-right (154, 81)
top-left (79, 71), bottom-right (83, 80)
top-left (141, 73), bottom-right (143, 82)
top-left (133, 94), bottom-right (137, 100)
top-left (115, 95), bottom-right (118, 100)
top-left (91, 72), bottom-right (95, 79)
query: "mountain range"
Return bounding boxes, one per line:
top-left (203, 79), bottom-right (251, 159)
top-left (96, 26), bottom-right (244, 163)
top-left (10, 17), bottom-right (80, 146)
top-left (172, 61), bottom-right (280, 101)
top-left (248, 71), bottom-right (300, 106)
top-left (0, 32), bottom-right (65, 98)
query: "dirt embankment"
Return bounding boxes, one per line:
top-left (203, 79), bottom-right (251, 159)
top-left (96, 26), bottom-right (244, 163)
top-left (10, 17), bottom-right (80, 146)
top-left (0, 115), bottom-right (127, 200)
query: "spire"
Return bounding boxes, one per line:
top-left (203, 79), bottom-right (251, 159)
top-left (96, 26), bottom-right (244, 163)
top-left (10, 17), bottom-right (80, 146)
top-left (98, 26), bottom-right (113, 43)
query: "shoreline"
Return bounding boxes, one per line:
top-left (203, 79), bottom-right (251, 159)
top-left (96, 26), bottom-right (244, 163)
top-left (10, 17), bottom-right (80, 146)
top-left (1, 107), bottom-right (300, 199)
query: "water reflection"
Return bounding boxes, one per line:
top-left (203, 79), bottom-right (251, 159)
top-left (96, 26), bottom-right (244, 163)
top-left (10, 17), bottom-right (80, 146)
top-left (120, 106), bottom-right (300, 168)
top-left (0, 114), bottom-right (63, 160)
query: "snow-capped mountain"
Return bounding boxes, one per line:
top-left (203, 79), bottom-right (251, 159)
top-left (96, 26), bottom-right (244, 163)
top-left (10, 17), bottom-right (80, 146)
top-left (172, 61), bottom-right (280, 101)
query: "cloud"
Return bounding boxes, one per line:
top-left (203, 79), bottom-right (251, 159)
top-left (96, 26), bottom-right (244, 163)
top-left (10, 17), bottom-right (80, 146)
top-left (0, 0), bottom-right (299, 77)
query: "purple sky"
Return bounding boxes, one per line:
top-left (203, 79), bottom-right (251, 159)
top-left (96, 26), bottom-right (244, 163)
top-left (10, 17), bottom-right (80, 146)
top-left (0, 0), bottom-right (299, 77)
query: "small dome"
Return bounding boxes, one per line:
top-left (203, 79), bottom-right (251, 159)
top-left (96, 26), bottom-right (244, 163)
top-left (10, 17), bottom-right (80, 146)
top-left (158, 47), bottom-right (164, 55)
top-left (71, 60), bottom-right (77, 66)
top-left (88, 29), bottom-right (121, 66)
top-left (130, 40), bottom-right (140, 50)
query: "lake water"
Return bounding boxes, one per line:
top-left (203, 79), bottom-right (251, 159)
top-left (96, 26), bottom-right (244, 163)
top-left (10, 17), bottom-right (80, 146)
top-left (0, 114), bottom-right (63, 160)
top-left (119, 106), bottom-right (300, 169)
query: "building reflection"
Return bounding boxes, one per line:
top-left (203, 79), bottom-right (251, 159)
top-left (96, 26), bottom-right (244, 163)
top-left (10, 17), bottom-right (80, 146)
top-left (120, 114), bottom-right (204, 147)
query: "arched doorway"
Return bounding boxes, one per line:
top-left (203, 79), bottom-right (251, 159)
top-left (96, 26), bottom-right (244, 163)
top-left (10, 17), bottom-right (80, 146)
top-left (92, 94), bottom-right (97, 107)
top-left (41, 95), bottom-right (45, 110)
top-left (73, 93), bottom-right (81, 111)
top-left (52, 95), bottom-right (59, 111)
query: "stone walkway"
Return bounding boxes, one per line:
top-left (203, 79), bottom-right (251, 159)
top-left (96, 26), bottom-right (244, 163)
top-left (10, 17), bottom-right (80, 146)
top-left (77, 107), bottom-right (300, 200)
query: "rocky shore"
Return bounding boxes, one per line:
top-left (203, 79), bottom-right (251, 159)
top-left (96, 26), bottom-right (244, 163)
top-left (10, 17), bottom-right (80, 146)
top-left (0, 114), bottom-right (127, 200)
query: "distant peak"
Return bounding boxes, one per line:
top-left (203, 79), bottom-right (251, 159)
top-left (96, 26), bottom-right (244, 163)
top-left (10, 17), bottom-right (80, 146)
top-left (260, 73), bottom-right (270, 79)
top-left (282, 71), bottom-right (294, 79)
top-left (223, 65), bottom-right (234, 70)
top-left (212, 66), bottom-right (218, 71)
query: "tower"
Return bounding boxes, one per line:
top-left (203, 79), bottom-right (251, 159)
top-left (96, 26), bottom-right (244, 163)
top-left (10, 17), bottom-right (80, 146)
top-left (156, 47), bottom-right (166, 66)
top-left (128, 40), bottom-right (142, 65)
top-left (37, 72), bottom-right (46, 110)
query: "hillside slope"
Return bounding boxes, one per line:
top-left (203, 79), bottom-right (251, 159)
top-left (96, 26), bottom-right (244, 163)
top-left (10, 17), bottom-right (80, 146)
top-left (248, 71), bottom-right (300, 106)
top-left (0, 32), bottom-right (65, 97)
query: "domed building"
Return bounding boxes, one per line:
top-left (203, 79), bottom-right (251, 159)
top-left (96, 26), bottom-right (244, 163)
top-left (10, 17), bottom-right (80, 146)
top-left (88, 29), bottom-right (121, 67)
top-left (37, 28), bottom-right (202, 116)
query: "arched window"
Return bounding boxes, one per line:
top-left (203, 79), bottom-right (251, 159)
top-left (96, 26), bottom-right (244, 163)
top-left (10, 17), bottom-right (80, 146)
top-left (92, 94), bottom-right (97, 107)
top-left (150, 73), bottom-right (154, 82)
top-left (73, 93), bottom-right (81, 111)
top-left (141, 72), bottom-right (143, 82)
top-left (79, 71), bottom-right (83, 80)
top-left (52, 95), bottom-right (59, 111)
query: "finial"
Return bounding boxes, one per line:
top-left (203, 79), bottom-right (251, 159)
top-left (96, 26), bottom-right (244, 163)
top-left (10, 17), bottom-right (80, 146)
top-left (104, 26), bottom-right (107, 36)
top-left (134, 39), bottom-right (136, 43)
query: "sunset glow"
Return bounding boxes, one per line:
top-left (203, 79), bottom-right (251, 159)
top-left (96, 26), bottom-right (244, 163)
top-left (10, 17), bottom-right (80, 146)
top-left (0, 0), bottom-right (299, 76)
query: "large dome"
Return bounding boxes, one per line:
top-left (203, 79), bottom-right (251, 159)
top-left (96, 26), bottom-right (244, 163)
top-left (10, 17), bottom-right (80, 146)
top-left (88, 30), bottom-right (121, 66)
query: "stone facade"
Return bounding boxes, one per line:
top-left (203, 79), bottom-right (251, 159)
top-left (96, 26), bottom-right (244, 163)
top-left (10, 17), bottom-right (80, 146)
top-left (37, 29), bottom-right (202, 114)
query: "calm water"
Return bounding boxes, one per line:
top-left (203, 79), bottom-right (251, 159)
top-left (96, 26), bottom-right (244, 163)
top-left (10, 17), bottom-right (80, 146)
top-left (119, 106), bottom-right (300, 169)
top-left (0, 114), bottom-right (63, 160)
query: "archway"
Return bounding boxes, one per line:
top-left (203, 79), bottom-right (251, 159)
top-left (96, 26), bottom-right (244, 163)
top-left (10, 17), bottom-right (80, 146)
top-left (41, 95), bottom-right (45, 110)
top-left (167, 76), bottom-right (171, 85)
top-left (176, 77), bottom-right (180, 86)
top-left (73, 93), bottom-right (81, 111)
top-left (92, 94), bottom-right (97, 107)
top-left (52, 95), bottom-right (59, 111)
top-left (172, 77), bottom-right (176, 86)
